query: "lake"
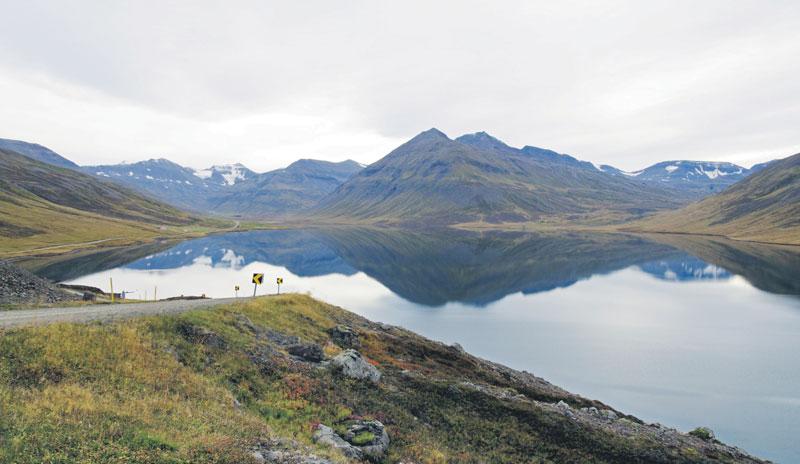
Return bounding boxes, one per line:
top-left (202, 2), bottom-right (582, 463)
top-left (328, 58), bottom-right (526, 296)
top-left (28, 228), bottom-right (800, 462)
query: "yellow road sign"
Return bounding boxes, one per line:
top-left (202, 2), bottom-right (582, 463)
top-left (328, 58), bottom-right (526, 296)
top-left (252, 273), bottom-right (264, 285)
top-left (276, 277), bottom-right (283, 285)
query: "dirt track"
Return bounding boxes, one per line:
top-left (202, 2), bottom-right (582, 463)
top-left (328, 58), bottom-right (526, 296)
top-left (0, 297), bottom-right (245, 328)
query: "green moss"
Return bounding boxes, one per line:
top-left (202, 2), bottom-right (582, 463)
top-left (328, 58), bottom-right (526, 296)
top-left (351, 431), bottom-right (376, 446)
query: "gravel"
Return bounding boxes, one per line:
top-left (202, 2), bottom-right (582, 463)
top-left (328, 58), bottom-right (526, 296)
top-left (0, 260), bottom-right (77, 305)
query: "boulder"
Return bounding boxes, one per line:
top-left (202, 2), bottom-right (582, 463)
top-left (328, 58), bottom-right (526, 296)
top-left (328, 325), bottom-right (360, 349)
top-left (287, 343), bottom-right (324, 362)
top-left (313, 425), bottom-right (363, 460)
top-left (331, 350), bottom-right (381, 383)
top-left (343, 420), bottom-right (390, 460)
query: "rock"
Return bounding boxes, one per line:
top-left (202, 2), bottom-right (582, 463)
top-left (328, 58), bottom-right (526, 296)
top-left (313, 421), bottom-right (390, 462)
top-left (331, 350), bottom-right (381, 383)
top-left (252, 437), bottom-right (334, 463)
top-left (343, 420), bottom-right (390, 460)
top-left (451, 342), bottom-right (464, 353)
top-left (82, 291), bottom-right (96, 301)
top-left (328, 325), bottom-right (360, 349)
top-left (0, 260), bottom-right (77, 305)
top-left (688, 426), bottom-right (715, 441)
top-left (177, 323), bottom-right (227, 349)
top-left (600, 409), bottom-right (618, 421)
top-left (313, 424), bottom-right (363, 460)
top-left (556, 400), bottom-right (571, 410)
top-left (286, 343), bottom-right (324, 362)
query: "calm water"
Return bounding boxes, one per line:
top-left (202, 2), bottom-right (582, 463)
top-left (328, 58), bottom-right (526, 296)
top-left (34, 228), bottom-right (800, 462)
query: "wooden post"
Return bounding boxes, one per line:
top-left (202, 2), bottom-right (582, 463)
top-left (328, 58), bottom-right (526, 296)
top-left (110, 277), bottom-right (114, 303)
top-left (154, 286), bottom-right (157, 301)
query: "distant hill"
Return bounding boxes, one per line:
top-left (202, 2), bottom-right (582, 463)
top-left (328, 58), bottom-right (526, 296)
top-left (629, 153), bottom-right (800, 245)
top-left (0, 138), bottom-right (79, 170)
top-left (602, 160), bottom-right (753, 197)
top-left (82, 158), bottom-right (239, 212)
top-left (0, 149), bottom-right (203, 256)
top-left (84, 158), bottom-right (361, 218)
top-left (313, 129), bottom-right (688, 225)
top-left (209, 159), bottom-right (363, 218)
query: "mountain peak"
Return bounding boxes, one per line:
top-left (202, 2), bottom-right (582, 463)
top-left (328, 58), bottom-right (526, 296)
top-left (413, 128), bottom-right (450, 141)
top-left (455, 131), bottom-right (515, 154)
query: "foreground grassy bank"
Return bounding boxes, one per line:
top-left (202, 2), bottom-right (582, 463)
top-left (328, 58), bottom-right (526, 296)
top-left (0, 295), bottom-right (765, 463)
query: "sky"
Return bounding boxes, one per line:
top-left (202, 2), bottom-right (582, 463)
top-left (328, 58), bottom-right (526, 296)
top-left (0, 0), bottom-right (798, 172)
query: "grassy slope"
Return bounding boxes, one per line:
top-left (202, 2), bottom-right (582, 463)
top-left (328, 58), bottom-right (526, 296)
top-left (0, 149), bottom-right (233, 258)
top-left (626, 153), bottom-right (800, 245)
top-left (0, 295), bottom-right (764, 463)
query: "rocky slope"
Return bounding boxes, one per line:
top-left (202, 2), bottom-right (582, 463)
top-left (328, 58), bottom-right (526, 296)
top-left (0, 295), bottom-right (767, 463)
top-left (0, 260), bottom-right (77, 306)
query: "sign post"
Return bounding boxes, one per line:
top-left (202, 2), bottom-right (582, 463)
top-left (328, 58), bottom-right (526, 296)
top-left (276, 277), bottom-right (283, 295)
top-left (252, 273), bottom-right (264, 297)
top-left (110, 277), bottom-right (114, 303)
top-left (235, 285), bottom-right (240, 298)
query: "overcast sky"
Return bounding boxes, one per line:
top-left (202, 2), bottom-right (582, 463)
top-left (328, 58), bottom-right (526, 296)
top-left (0, 0), bottom-right (798, 172)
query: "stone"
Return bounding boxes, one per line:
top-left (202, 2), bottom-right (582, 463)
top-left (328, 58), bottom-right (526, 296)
top-left (286, 343), bottom-right (324, 362)
top-left (313, 424), bottom-right (363, 459)
top-left (343, 420), bottom-right (390, 460)
top-left (600, 409), bottom-right (618, 421)
top-left (177, 323), bottom-right (227, 349)
top-left (328, 325), bottom-right (361, 349)
top-left (331, 350), bottom-right (381, 383)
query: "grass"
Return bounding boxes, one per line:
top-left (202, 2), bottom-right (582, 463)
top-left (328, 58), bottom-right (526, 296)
top-left (0, 295), bottom-right (760, 463)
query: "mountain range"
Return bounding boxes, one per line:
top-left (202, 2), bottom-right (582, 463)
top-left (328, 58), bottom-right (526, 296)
top-left (1, 132), bottom-right (795, 244)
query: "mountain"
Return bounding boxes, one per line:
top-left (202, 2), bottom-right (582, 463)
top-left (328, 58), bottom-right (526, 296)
top-left (630, 153), bottom-right (800, 245)
top-left (0, 138), bottom-right (79, 170)
top-left (85, 158), bottom-right (362, 218)
top-left (313, 129), bottom-right (688, 225)
top-left (208, 159), bottom-right (363, 218)
top-left (83, 158), bottom-right (237, 212)
top-left (191, 163), bottom-right (256, 186)
top-left (0, 148), bottom-right (201, 256)
top-left (603, 160), bottom-right (751, 197)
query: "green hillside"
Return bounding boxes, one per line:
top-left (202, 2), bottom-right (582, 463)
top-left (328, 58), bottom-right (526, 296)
top-left (313, 129), bottom-right (688, 225)
top-left (0, 149), bottom-right (221, 257)
top-left (629, 153), bottom-right (800, 245)
top-left (0, 295), bottom-right (765, 463)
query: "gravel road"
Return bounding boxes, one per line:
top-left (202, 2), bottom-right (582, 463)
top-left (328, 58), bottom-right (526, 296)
top-left (0, 297), bottom-right (246, 328)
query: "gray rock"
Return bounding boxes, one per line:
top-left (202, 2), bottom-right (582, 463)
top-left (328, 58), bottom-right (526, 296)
top-left (331, 349), bottom-right (381, 383)
top-left (328, 325), bottom-right (360, 348)
top-left (600, 409), bottom-right (618, 421)
top-left (287, 343), bottom-right (324, 362)
top-left (343, 420), bottom-right (390, 460)
top-left (313, 424), bottom-right (363, 459)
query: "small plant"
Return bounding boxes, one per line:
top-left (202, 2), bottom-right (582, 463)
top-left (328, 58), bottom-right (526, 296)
top-left (688, 427), bottom-right (715, 441)
top-left (351, 431), bottom-right (376, 446)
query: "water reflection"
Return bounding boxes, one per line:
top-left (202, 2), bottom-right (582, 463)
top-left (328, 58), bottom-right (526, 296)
top-left (40, 227), bottom-right (800, 304)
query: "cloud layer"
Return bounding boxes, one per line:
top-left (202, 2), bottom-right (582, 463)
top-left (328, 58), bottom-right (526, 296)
top-left (0, 0), bottom-right (798, 171)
